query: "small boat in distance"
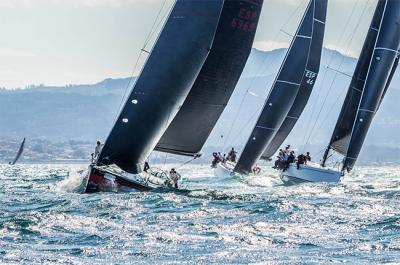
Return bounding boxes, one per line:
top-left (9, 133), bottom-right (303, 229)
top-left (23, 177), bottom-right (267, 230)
top-left (9, 138), bottom-right (25, 165)
top-left (281, 0), bottom-right (400, 184)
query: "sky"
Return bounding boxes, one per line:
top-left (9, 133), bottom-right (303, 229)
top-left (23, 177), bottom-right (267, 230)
top-left (0, 0), bottom-right (378, 88)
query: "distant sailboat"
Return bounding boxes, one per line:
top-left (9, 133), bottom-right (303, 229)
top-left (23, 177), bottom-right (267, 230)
top-left (83, 0), bottom-right (264, 193)
top-left (9, 138), bottom-right (25, 165)
top-left (215, 0), bottom-right (328, 177)
top-left (281, 0), bottom-right (400, 184)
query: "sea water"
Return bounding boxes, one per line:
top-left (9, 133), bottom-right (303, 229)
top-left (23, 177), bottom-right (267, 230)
top-left (0, 164), bottom-right (399, 264)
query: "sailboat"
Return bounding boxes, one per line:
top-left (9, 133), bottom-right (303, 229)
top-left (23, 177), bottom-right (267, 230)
top-left (83, 0), bottom-right (264, 193)
top-left (281, 0), bottom-right (400, 184)
top-left (215, 0), bottom-right (328, 177)
top-left (9, 138), bottom-right (25, 165)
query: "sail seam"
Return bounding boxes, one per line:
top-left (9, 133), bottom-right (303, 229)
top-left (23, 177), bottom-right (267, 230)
top-left (287, 116), bottom-right (299, 120)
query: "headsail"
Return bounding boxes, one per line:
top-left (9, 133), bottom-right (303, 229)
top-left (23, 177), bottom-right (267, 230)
top-left (9, 138), bottom-right (25, 165)
top-left (322, 0), bottom-right (386, 163)
top-left (155, 0), bottom-right (264, 157)
top-left (261, 0), bottom-right (327, 160)
top-left (98, 0), bottom-right (224, 174)
top-left (342, 0), bottom-right (400, 172)
top-left (234, 0), bottom-right (327, 174)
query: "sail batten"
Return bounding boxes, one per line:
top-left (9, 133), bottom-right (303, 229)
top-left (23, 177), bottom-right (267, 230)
top-left (234, 0), bottom-right (327, 173)
top-left (98, 0), bottom-right (224, 173)
top-left (155, 0), bottom-right (264, 157)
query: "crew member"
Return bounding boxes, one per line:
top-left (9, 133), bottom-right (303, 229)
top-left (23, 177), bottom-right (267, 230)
top-left (227, 148), bottom-right (237, 162)
top-left (297, 154), bottom-right (305, 169)
top-left (144, 161), bottom-right (150, 172)
top-left (93, 140), bottom-right (103, 162)
top-left (169, 168), bottom-right (180, 188)
top-left (305, 152), bottom-right (311, 164)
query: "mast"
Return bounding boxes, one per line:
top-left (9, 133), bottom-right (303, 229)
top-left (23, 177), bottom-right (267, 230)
top-left (155, 0), bottom-right (264, 157)
top-left (261, 0), bottom-right (327, 160)
top-left (234, 0), bottom-right (327, 174)
top-left (342, 0), bottom-right (400, 172)
top-left (97, 0), bottom-right (224, 174)
top-left (321, 0), bottom-right (386, 167)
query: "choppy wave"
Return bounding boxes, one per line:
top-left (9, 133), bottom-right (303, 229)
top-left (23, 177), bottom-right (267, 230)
top-left (1, 163), bottom-right (400, 264)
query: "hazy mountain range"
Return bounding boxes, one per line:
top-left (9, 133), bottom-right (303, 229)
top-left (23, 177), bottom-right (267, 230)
top-left (1, 48), bottom-right (400, 164)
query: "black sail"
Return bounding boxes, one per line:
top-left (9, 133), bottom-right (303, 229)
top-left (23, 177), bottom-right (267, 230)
top-left (155, 0), bottom-right (264, 157)
top-left (322, 0), bottom-right (386, 163)
top-left (98, 0), bottom-right (223, 174)
top-left (342, 0), bottom-right (400, 172)
top-left (261, 0), bottom-right (327, 160)
top-left (234, 0), bottom-right (325, 174)
top-left (10, 138), bottom-right (25, 165)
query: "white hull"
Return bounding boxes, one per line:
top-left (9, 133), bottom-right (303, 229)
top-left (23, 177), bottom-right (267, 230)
top-left (214, 162), bottom-right (235, 178)
top-left (280, 164), bottom-right (342, 184)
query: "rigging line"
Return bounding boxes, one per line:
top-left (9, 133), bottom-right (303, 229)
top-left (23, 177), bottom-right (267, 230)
top-left (303, 0), bottom-right (372, 150)
top-left (143, 0), bottom-right (170, 49)
top-left (222, 0), bottom-right (308, 150)
top-left (299, 0), bottom-right (364, 150)
top-left (113, 0), bottom-right (171, 120)
top-left (300, 0), bottom-right (363, 149)
top-left (176, 156), bottom-right (200, 170)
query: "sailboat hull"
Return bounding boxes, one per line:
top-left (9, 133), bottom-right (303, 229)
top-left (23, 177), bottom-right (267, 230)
top-left (84, 165), bottom-right (160, 193)
top-left (280, 164), bottom-right (341, 185)
top-left (214, 162), bottom-right (235, 178)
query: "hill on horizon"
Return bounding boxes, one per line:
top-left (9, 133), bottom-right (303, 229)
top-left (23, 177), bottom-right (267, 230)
top-left (1, 47), bottom-right (400, 163)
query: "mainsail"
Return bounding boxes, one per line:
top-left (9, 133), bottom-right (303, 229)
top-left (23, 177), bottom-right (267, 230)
top-left (98, 0), bottom-right (224, 174)
top-left (322, 0), bottom-right (386, 163)
top-left (10, 138), bottom-right (25, 165)
top-left (342, 0), bottom-right (400, 172)
top-left (261, 0), bottom-right (327, 160)
top-left (234, 0), bottom-right (327, 174)
top-left (155, 0), bottom-right (264, 157)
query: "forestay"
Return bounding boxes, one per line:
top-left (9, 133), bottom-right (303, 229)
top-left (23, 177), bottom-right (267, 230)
top-left (261, 0), bottom-right (327, 160)
top-left (98, 0), bottom-right (224, 174)
top-left (342, 0), bottom-right (400, 172)
top-left (322, 0), bottom-right (386, 161)
top-left (155, 0), bottom-right (264, 157)
top-left (234, 0), bottom-right (327, 174)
